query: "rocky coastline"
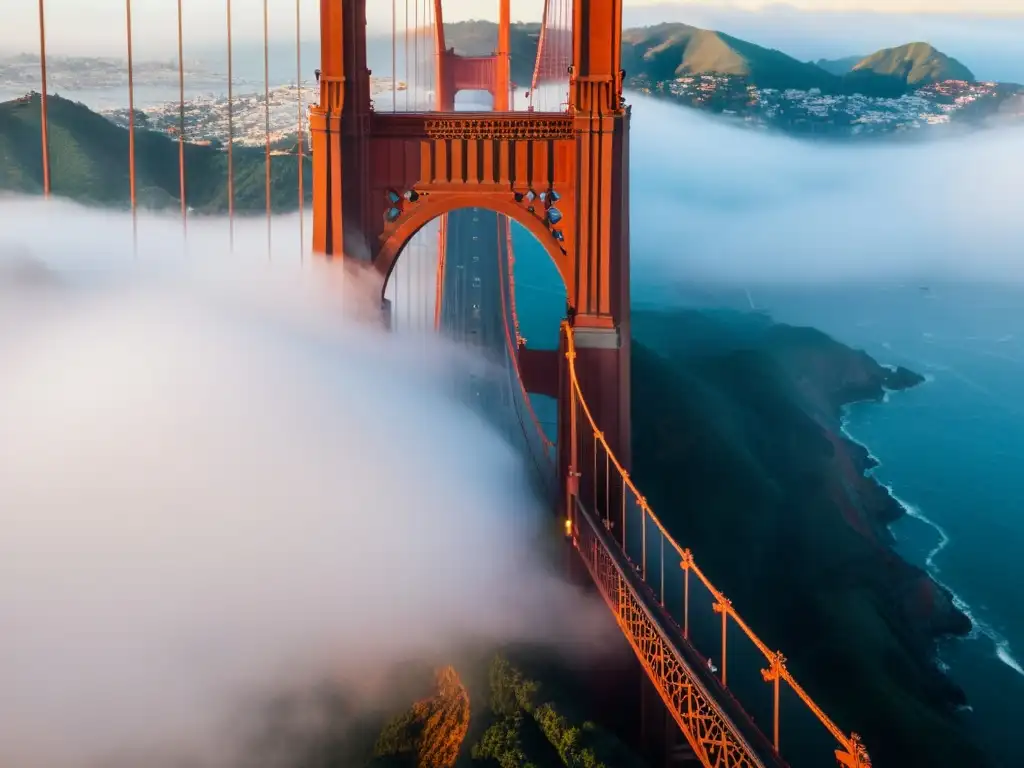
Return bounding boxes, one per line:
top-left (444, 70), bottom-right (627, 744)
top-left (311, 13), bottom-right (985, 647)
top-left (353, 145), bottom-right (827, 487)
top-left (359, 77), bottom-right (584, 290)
top-left (628, 307), bottom-right (989, 767)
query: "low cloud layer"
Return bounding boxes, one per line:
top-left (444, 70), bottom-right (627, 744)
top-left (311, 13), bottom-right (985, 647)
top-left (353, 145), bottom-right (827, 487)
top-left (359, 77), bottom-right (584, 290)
top-left (626, 94), bottom-right (1024, 285)
top-left (0, 200), bottom-right (612, 768)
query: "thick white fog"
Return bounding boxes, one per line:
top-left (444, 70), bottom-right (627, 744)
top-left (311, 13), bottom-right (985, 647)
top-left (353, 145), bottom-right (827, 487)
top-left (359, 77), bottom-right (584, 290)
top-left (626, 93), bottom-right (1024, 285)
top-left (0, 199), bottom-right (613, 768)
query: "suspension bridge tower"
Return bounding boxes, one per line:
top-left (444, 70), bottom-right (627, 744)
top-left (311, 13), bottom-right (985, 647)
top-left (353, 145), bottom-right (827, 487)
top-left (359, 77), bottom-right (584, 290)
top-left (308, 0), bottom-right (632, 470)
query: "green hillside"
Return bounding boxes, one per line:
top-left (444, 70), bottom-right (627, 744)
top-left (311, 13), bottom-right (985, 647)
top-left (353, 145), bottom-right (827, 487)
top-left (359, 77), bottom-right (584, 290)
top-left (0, 93), bottom-right (311, 212)
top-left (849, 42), bottom-right (976, 89)
top-left (621, 22), bottom-right (839, 92)
top-left (814, 55), bottom-right (864, 76)
top-left (443, 20), bottom-right (980, 98)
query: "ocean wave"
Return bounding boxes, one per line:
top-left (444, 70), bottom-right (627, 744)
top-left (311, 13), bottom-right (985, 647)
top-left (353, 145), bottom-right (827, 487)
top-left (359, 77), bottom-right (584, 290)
top-left (839, 399), bottom-right (1024, 680)
top-left (885, 485), bottom-right (1024, 679)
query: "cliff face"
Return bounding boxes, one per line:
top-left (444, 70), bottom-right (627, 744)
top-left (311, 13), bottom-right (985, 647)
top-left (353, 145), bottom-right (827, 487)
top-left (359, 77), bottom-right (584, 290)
top-left (629, 308), bottom-right (985, 768)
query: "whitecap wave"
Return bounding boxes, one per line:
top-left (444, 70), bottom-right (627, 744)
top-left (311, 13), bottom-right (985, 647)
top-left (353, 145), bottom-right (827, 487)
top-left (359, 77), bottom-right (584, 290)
top-left (886, 486), bottom-right (1024, 679)
top-left (997, 642), bottom-right (1024, 676)
top-left (840, 396), bottom-right (1024, 680)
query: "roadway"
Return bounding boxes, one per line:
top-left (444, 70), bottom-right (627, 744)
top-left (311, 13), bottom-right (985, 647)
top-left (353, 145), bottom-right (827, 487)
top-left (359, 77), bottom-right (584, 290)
top-left (439, 207), bottom-right (547, 463)
top-left (439, 207), bottom-right (505, 358)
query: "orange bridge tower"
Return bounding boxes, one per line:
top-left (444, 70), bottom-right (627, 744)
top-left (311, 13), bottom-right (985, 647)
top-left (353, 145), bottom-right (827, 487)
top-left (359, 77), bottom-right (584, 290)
top-left (308, 0), bottom-right (631, 470)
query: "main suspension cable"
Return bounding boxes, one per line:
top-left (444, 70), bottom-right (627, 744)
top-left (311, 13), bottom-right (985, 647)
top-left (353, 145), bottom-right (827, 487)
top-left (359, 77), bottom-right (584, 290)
top-left (176, 0), bottom-right (187, 232)
top-left (37, 0), bottom-right (50, 197)
top-left (125, 0), bottom-right (137, 253)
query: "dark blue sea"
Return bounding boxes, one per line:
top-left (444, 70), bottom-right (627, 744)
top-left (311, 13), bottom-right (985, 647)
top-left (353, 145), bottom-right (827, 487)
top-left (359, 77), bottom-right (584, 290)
top-left (731, 281), bottom-right (1024, 768)
top-left (510, 235), bottom-right (1024, 767)
top-left (499, 84), bottom-right (1024, 766)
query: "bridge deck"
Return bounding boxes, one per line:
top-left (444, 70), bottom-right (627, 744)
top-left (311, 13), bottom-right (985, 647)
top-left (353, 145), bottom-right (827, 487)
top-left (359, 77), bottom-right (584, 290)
top-left (574, 496), bottom-right (787, 768)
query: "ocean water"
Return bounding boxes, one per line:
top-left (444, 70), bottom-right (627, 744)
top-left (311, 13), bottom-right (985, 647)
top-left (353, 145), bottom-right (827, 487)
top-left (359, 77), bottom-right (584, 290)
top-left (732, 281), bottom-right (1024, 768)
top-left (508, 224), bottom-right (1024, 766)
top-left (500, 83), bottom-right (1024, 766)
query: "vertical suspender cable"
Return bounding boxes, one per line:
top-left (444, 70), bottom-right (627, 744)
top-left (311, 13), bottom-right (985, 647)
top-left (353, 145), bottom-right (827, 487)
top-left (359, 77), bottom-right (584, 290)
top-left (296, 0), bottom-right (304, 262)
top-left (423, 0), bottom-right (428, 107)
top-left (413, 0), bottom-right (418, 109)
top-left (403, 0), bottom-right (411, 311)
top-left (226, 0), bottom-right (235, 249)
top-left (423, 0), bottom-right (428, 106)
top-left (125, 0), bottom-right (137, 253)
top-left (404, 0), bottom-right (409, 110)
top-left (263, 0), bottom-right (272, 259)
top-left (565, 0), bottom-right (572, 109)
top-left (559, 0), bottom-right (564, 109)
top-left (562, 0), bottom-right (569, 109)
top-left (177, 0), bottom-right (187, 231)
top-left (530, 0), bottom-right (548, 112)
top-left (391, 0), bottom-right (397, 112)
top-left (431, 0), bottom-right (436, 101)
top-left (37, 0), bottom-right (50, 197)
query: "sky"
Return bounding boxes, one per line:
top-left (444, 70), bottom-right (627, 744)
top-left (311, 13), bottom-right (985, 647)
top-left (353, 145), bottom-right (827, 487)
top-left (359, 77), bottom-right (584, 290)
top-left (3, 0), bottom-right (1022, 58)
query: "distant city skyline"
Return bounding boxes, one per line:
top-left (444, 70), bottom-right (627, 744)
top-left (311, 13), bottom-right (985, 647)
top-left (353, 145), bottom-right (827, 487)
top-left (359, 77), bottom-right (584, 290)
top-left (2, 0), bottom-right (1021, 73)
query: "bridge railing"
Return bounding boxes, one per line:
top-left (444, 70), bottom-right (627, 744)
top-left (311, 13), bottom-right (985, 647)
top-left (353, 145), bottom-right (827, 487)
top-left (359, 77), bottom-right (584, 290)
top-left (562, 322), bottom-right (871, 768)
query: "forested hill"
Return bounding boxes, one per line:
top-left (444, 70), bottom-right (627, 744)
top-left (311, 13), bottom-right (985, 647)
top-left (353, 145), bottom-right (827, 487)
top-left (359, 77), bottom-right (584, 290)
top-left (0, 93), bottom-right (309, 212)
top-left (620, 22), bottom-right (840, 92)
top-left (846, 43), bottom-right (976, 90)
top-left (442, 20), bottom-right (983, 97)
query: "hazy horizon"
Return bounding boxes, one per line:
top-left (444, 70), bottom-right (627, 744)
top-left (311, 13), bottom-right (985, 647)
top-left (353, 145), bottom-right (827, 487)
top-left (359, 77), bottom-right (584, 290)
top-left (3, 1), bottom-right (1022, 83)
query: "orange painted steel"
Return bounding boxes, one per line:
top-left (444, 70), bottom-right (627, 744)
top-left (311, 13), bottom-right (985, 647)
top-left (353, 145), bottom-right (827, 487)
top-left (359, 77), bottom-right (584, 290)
top-left (529, 0), bottom-right (551, 108)
top-left (562, 322), bottom-right (871, 768)
top-left (125, 0), bottom-right (137, 250)
top-left (176, 0), bottom-right (187, 226)
top-left (36, 0), bottom-right (50, 197)
top-left (432, 0), bottom-right (447, 333)
top-left (531, 0), bottom-right (572, 111)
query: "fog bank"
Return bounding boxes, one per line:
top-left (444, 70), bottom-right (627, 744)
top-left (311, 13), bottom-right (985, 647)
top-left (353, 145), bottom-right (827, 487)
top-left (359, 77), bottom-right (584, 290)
top-left (627, 94), bottom-right (1024, 285)
top-left (0, 199), bottom-right (612, 768)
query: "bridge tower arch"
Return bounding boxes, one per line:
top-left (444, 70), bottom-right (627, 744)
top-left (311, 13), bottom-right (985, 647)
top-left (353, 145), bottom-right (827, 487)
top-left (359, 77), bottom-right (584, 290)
top-left (309, 0), bottom-right (631, 466)
top-left (376, 193), bottom-right (569, 292)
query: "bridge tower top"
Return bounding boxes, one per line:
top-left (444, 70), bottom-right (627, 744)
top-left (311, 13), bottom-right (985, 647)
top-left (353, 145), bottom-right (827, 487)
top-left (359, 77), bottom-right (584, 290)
top-left (569, 0), bottom-right (625, 116)
top-left (308, 0), bottom-right (632, 464)
top-left (433, 0), bottom-right (513, 111)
